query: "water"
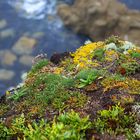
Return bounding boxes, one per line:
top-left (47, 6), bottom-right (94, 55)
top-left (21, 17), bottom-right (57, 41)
top-left (0, 0), bottom-right (85, 95)
top-left (120, 0), bottom-right (140, 10)
top-left (0, 0), bottom-right (140, 95)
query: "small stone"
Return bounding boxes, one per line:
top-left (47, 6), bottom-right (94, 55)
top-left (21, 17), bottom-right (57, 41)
top-left (0, 29), bottom-right (14, 38)
top-left (0, 50), bottom-right (17, 66)
top-left (12, 36), bottom-right (37, 55)
top-left (19, 55), bottom-right (34, 66)
top-left (32, 32), bottom-right (44, 39)
top-left (0, 69), bottom-right (15, 81)
top-left (0, 19), bottom-right (7, 29)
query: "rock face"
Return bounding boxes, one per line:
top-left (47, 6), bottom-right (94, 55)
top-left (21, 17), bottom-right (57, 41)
top-left (58, 0), bottom-right (140, 44)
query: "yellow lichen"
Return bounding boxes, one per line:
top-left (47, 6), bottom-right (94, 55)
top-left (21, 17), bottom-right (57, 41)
top-left (104, 50), bottom-right (119, 62)
top-left (72, 41), bottom-right (104, 69)
top-left (125, 78), bottom-right (140, 94)
top-left (54, 67), bottom-right (63, 74)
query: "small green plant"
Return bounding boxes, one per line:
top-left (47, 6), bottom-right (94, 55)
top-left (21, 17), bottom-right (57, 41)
top-left (93, 48), bottom-right (105, 61)
top-left (29, 59), bottom-right (48, 75)
top-left (94, 103), bottom-right (136, 139)
top-left (45, 110), bottom-right (91, 140)
top-left (76, 69), bottom-right (100, 88)
top-left (0, 121), bottom-right (10, 139)
top-left (120, 61), bottom-right (140, 75)
top-left (7, 87), bottom-right (28, 101)
top-left (4, 111), bottom-right (91, 140)
top-left (131, 52), bottom-right (140, 58)
top-left (105, 36), bottom-right (122, 47)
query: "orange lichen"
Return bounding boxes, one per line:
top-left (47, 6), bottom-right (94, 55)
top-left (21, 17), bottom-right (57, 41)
top-left (103, 81), bottom-right (128, 93)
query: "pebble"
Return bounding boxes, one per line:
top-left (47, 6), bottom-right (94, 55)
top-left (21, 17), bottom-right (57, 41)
top-left (0, 19), bottom-right (7, 29)
top-left (0, 50), bottom-right (17, 66)
top-left (12, 36), bottom-right (37, 55)
top-left (19, 55), bottom-right (34, 66)
top-left (0, 69), bottom-right (15, 81)
top-left (0, 28), bottom-right (14, 38)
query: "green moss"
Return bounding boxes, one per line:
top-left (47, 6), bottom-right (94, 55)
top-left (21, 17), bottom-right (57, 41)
top-left (26, 73), bottom-right (74, 104)
top-left (120, 61), bottom-right (140, 75)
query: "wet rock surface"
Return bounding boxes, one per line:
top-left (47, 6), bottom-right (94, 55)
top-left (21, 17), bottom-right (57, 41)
top-left (0, 19), bottom-right (7, 29)
top-left (0, 28), bottom-right (14, 39)
top-left (58, 0), bottom-right (140, 44)
top-left (12, 36), bottom-right (37, 55)
top-left (19, 55), bottom-right (34, 66)
top-left (0, 50), bottom-right (17, 66)
top-left (0, 69), bottom-right (15, 80)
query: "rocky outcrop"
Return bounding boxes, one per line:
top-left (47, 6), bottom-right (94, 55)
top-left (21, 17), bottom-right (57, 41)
top-left (58, 0), bottom-right (140, 44)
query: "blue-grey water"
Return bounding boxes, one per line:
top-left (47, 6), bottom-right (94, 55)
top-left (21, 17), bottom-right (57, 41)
top-left (0, 0), bottom-right (87, 95)
top-left (0, 0), bottom-right (140, 95)
top-left (120, 0), bottom-right (140, 10)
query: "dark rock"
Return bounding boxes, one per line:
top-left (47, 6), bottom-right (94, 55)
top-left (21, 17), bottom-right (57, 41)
top-left (50, 52), bottom-right (70, 64)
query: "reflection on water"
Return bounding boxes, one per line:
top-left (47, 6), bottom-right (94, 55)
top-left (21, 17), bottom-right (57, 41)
top-left (8, 0), bottom-right (57, 19)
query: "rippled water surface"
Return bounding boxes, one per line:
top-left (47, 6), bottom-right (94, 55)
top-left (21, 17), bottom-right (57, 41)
top-left (0, 0), bottom-right (86, 95)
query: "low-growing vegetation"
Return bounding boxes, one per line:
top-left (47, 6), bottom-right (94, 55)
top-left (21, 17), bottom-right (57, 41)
top-left (0, 36), bottom-right (140, 139)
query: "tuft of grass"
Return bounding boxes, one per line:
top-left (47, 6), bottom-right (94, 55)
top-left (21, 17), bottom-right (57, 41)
top-left (29, 59), bottom-right (48, 75)
top-left (7, 87), bottom-right (28, 101)
top-left (26, 73), bottom-right (76, 109)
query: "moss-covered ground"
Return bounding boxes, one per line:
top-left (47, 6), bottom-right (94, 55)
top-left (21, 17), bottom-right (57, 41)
top-left (0, 36), bottom-right (140, 140)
